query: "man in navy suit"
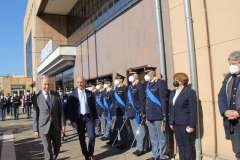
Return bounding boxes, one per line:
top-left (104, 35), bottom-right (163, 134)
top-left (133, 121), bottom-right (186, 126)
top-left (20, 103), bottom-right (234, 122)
top-left (67, 76), bottom-right (98, 160)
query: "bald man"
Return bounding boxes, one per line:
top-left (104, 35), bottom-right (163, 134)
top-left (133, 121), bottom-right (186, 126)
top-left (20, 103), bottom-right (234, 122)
top-left (33, 76), bottom-right (63, 160)
top-left (67, 76), bottom-right (98, 160)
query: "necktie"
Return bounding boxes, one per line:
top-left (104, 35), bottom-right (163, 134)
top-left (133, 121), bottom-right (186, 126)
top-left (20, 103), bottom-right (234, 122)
top-left (46, 93), bottom-right (51, 107)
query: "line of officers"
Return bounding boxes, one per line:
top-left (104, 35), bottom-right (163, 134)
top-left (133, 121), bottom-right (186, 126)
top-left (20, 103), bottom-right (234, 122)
top-left (0, 91), bottom-right (34, 121)
top-left (59, 66), bottom-right (197, 160)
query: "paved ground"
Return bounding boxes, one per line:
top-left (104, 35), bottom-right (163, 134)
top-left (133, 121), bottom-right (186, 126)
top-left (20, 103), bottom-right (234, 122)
top-left (0, 114), bottom-right (155, 160)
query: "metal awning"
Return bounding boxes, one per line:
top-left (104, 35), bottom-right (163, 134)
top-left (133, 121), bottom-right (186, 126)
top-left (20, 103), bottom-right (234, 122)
top-left (38, 0), bottom-right (78, 15)
top-left (37, 46), bottom-right (76, 76)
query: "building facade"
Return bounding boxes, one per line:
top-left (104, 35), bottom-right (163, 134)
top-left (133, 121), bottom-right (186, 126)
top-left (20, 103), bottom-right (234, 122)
top-left (23, 0), bottom-right (240, 159)
top-left (0, 76), bottom-right (33, 96)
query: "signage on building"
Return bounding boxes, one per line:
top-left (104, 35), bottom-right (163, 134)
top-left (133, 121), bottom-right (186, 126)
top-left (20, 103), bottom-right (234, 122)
top-left (40, 40), bottom-right (53, 62)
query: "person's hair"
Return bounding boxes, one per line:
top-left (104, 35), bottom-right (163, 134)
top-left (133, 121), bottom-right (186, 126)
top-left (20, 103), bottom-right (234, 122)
top-left (228, 51), bottom-right (240, 61)
top-left (173, 73), bottom-right (189, 86)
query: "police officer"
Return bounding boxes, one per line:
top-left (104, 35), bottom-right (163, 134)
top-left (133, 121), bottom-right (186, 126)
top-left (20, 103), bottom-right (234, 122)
top-left (11, 93), bottom-right (21, 120)
top-left (24, 90), bottom-right (32, 119)
top-left (0, 94), bottom-right (6, 121)
top-left (95, 80), bottom-right (106, 137)
top-left (102, 79), bottom-right (114, 141)
top-left (127, 69), bottom-right (147, 156)
top-left (5, 93), bottom-right (11, 117)
top-left (144, 66), bottom-right (169, 160)
top-left (110, 73), bottom-right (128, 149)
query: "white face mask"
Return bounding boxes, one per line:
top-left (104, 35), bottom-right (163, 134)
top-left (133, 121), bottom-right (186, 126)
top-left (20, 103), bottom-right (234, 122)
top-left (114, 79), bottom-right (120, 86)
top-left (144, 75), bottom-right (151, 82)
top-left (96, 85), bottom-right (101, 90)
top-left (103, 84), bottom-right (108, 89)
top-left (229, 64), bottom-right (239, 74)
top-left (128, 76), bottom-right (134, 82)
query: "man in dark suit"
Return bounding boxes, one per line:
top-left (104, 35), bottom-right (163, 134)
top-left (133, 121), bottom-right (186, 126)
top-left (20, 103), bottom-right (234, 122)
top-left (67, 76), bottom-right (98, 160)
top-left (33, 76), bottom-right (62, 160)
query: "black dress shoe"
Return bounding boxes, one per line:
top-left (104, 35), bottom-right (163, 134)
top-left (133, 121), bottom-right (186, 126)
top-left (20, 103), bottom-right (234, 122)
top-left (133, 150), bottom-right (139, 155)
top-left (101, 137), bottom-right (109, 141)
top-left (136, 150), bottom-right (145, 156)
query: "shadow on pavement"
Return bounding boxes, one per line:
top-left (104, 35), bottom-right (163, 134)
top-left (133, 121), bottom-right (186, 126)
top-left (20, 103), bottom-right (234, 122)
top-left (94, 146), bottom-right (129, 160)
top-left (15, 138), bottom-right (44, 160)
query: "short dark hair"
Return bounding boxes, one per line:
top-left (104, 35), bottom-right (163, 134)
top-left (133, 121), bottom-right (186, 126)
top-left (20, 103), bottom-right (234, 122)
top-left (173, 73), bottom-right (189, 86)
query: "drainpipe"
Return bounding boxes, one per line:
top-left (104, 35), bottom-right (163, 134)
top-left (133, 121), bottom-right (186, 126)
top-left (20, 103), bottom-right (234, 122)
top-left (154, 0), bottom-right (167, 80)
top-left (183, 0), bottom-right (202, 159)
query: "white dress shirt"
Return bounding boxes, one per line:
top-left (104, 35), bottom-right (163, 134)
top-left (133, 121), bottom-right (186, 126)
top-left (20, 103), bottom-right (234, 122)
top-left (78, 88), bottom-right (90, 115)
top-left (42, 90), bottom-right (50, 100)
top-left (173, 89), bottom-right (181, 106)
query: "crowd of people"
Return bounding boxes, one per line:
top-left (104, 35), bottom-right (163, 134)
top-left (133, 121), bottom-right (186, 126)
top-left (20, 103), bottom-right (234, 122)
top-left (14, 51), bottom-right (240, 160)
top-left (0, 90), bottom-right (34, 121)
top-left (32, 65), bottom-right (198, 160)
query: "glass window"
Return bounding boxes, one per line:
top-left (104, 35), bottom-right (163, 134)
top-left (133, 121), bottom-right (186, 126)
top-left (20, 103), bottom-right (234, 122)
top-left (26, 32), bottom-right (32, 77)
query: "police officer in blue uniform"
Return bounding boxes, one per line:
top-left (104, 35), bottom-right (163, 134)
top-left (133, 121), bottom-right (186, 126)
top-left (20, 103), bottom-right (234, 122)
top-left (102, 79), bottom-right (114, 141)
top-left (127, 69), bottom-right (148, 156)
top-left (110, 73), bottom-right (129, 149)
top-left (11, 93), bottom-right (21, 120)
top-left (24, 90), bottom-right (32, 119)
top-left (144, 66), bottom-right (169, 160)
top-left (95, 79), bottom-right (106, 137)
top-left (0, 94), bottom-right (6, 121)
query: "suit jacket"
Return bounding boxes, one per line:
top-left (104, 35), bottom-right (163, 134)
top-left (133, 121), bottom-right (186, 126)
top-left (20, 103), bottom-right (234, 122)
top-left (169, 85), bottom-right (197, 128)
top-left (32, 90), bottom-right (62, 135)
top-left (67, 88), bottom-right (97, 122)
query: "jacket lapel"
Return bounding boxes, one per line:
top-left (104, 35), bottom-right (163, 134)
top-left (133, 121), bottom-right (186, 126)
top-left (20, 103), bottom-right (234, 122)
top-left (39, 91), bottom-right (50, 111)
top-left (173, 86), bottom-right (187, 106)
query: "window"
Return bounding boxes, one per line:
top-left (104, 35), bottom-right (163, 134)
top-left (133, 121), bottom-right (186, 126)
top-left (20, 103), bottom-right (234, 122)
top-left (26, 32), bottom-right (32, 77)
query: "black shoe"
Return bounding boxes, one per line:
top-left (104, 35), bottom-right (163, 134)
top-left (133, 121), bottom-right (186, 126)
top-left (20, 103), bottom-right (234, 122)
top-left (116, 144), bottom-right (127, 150)
top-left (133, 150), bottom-right (139, 155)
top-left (101, 137), bottom-right (109, 141)
top-left (107, 141), bottom-right (113, 145)
top-left (136, 150), bottom-right (145, 157)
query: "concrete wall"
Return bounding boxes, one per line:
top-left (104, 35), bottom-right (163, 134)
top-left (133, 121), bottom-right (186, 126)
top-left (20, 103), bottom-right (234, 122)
top-left (73, 0), bottom-right (161, 80)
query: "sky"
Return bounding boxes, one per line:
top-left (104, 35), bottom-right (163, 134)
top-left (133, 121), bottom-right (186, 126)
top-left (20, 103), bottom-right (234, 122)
top-left (0, 0), bottom-right (28, 76)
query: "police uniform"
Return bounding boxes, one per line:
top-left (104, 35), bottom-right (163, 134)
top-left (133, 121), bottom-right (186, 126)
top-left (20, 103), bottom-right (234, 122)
top-left (144, 67), bottom-right (169, 160)
top-left (102, 83), bottom-right (114, 140)
top-left (95, 80), bottom-right (106, 136)
top-left (127, 70), bottom-right (148, 156)
top-left (110, 74), bottom-right (128, 149)
top-left (0, 96), bottom-right (6, 121)
top-left (24, 92), bottom-right (32, 118)
top-left (12, 95), bottom-right (21, 120)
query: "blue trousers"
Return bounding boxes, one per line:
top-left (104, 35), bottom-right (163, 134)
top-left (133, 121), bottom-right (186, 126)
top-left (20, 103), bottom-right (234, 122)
top-left (77, 115), bottom-right (95, 158)
top-left (130, 119), bottom-right (146, 152)
top-left (1, 106), bottom-right (6, 120)
top-left (103, 119), bottom-right (112, 138)
top-left (26, 105), bottom-right (32, 118)
top-left (174, 125), bottom-right (195, 160)
top-left (147, 120), bottom-right (168, 159)
top-left (100, 114), bottom-right (107, 135)
top-left (13, 106), bottom-right (19, 120)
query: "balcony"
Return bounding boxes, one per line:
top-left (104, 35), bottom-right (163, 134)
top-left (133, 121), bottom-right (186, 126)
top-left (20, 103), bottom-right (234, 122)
top-left (37, 46), bottom-right (76, 76)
